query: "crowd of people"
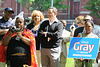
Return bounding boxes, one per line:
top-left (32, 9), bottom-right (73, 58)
top-left (0, 7), bottom-right (100, 67)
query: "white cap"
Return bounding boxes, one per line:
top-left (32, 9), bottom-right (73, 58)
top-left (15, 11), bottom-right (24, 21)
top-left (10, 12), bottom-right (24, 25)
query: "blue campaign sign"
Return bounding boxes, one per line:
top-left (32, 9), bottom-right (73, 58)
top-left (68, 37), bottom-right (99, 59)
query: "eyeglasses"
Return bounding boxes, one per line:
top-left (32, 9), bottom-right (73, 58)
top-left (77, 22), bottom-right (81, 24)
top-left (83, 19), bottom-right (89, 21)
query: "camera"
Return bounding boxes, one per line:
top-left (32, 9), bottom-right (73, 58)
top-left (10, 26), bottom-right (21, 32)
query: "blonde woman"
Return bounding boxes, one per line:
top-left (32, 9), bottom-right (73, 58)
top-left (27, 10), bottom-right (44, 67)
top-left (75, 15), bottom-right (84, 27)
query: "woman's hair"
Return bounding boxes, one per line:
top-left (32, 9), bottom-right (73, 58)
top-left (31, 10), bottom-right (44, 21)
top-left (85, 20), bottom-right (94, 27)
top-left (75, 15), bottom-right (84, 24)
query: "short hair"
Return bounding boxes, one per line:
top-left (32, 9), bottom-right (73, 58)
top-left (61, 20), bottom-right (66, 25)
top-left (49, 7), bottom-right (57, 13)
top-left (31, 10), bottom-right (44, 21)
top-left (61, 20), bottom-right (66, 29)
top-left (75, 15), bottom-right (84, 24)
top-left (84, 15), bottom-right (93, 21)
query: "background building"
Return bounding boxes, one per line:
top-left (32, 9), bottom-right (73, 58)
top-left (0, 0), bottom-right (100, 24)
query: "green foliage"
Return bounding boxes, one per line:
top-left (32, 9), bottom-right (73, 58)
top-left (18, 0), bottom-right (70, 12)
top-left (84, 0), bottom-right (100, 18)
top-left (18, 0), bottom-right (35, 6)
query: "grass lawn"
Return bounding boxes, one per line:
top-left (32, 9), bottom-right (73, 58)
top-left (65, 42), bottom-right (74, 67)
top-left (66, 58), bottom-right (74, 67)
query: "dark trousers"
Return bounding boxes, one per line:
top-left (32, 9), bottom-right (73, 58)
top-left (8, 55), bottom-right (31, 67)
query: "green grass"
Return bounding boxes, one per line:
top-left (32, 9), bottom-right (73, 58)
top-left (66, 58), bottom-right (74, 67)
top-left (65, 42), bottom-right (74, 67)
top-left (67, 42), bottom-right (70, 48)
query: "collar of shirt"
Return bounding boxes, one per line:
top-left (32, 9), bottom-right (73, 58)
top-left (49, 18), bottom-right (58, 25)
top-left (1, 17), bottom-right (12, 22)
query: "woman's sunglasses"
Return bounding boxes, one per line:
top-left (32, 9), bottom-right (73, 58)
top-left (83, 19), bottom-right (89, 21)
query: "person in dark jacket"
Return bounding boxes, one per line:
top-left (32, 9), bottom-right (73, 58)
top-left (38, 7), bottom-right (63, 67)
top-left (74, 15), bottom-right (100, 38)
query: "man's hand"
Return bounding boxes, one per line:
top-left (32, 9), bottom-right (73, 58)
top-left (43, 32), bottom-right (47, 37)
top-left (43, 32), bottom-right (51, 41)
top-left (48, 37), bottom-right (51, 41)
top-left (43, 32), bottom-right (47, 35)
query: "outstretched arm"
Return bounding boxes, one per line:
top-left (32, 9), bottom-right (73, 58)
top-left (0, 29), bottom-right (9, 35)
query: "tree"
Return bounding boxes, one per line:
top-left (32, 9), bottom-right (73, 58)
top-left (84, 0), bottom-right (100, 18)
top-left (18, 0), bottom-right (70, 12)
